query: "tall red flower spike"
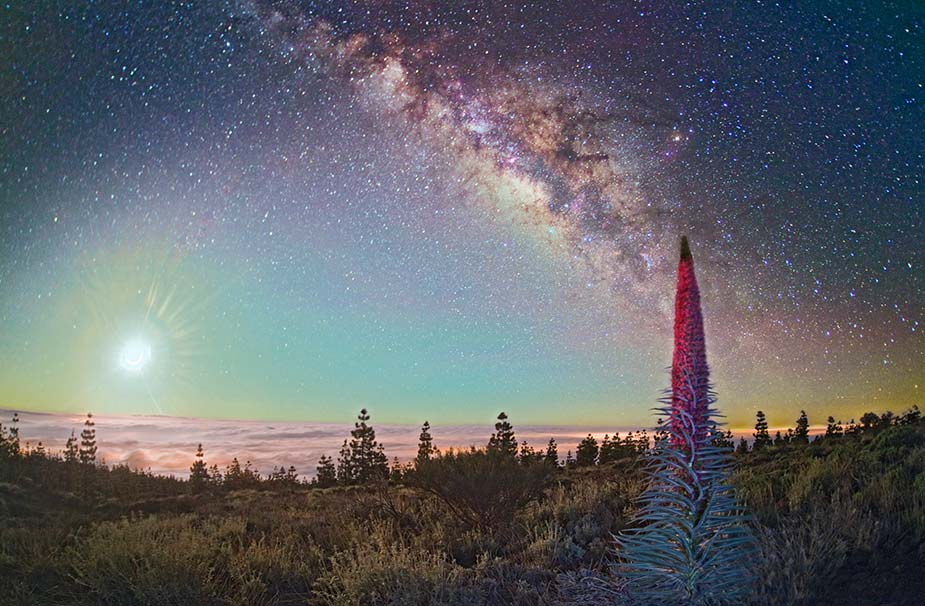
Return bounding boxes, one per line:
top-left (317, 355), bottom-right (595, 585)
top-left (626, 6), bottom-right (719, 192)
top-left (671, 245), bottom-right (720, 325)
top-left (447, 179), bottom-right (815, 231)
top-left (670, 236), bottom-right (710, 444)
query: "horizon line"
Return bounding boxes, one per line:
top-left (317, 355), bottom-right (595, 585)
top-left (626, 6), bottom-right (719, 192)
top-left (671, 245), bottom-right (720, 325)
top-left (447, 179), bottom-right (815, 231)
top-left (0, 405), bottom-right (832, 435)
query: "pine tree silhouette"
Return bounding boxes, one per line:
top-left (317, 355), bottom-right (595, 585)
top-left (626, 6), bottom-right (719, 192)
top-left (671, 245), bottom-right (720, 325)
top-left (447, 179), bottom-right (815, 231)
top-left (576, 434), bottom-right (599, 467)
top-left (598, 434), bottom-right (614, 464)
top-left (415, 420), bottom-right (436, 466)
top-left (793, 410), bottom-right (810, 444)
top-left (518, 440), bottom-right (543, 465)
top-left (544, 437), bottom-right (559, 466)
top-left (336, 408), bottom-right (389, 485)
top-left (753, 410), bottom-right (772, 449)
top-left (315, 455), bottom-right (337, 488)
top-left (1, 414), bottom-right (21, 459)
top-left (189, 444), bottom-right (209, 492)
top-left (736, 437), bottom-right (749, 455)
top-left (64, 430), bottom-right (79, 463)
top-left (389, 457), bottom-right (403, 483)
top-left (487, 411), bottom-right (517, 458)
top-left (9, 412), bottom-right (19, 454)
top-left (224, 457), bottom-right (246, 488)
top-left (78, 413), bottom-right (97, 465)
top-left (598, 432), bottom-right (637, 463)
top-left (30, 441), bottom-right (46, 458)
top-left (825, 416), bottom-right (844, 437)
top-left (336, 439), bottom-right (352, 483)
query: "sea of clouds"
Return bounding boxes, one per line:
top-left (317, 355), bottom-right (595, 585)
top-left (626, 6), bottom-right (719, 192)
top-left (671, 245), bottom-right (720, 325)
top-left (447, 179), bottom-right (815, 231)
top-left (4, 409), bottom-right (808, 479)
top-left (2, 408), bottom-right (644, 478)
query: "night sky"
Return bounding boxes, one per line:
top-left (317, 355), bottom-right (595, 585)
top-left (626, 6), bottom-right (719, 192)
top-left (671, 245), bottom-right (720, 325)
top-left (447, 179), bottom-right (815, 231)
top-left (1, 1), bottom-right (922, 429)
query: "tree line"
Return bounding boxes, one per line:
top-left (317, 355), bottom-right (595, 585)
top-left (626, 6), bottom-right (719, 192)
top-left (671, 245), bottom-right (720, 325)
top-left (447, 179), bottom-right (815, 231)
top-left (735, 405), bottom-right (922, 454)
top-left (0, 412), bottom-right (98, 464)
top-left (2, 404), bottom-right (921, 490)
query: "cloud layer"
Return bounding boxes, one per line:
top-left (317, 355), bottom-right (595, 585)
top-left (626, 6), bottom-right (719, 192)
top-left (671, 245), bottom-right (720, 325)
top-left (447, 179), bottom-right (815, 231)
top-left (4, 408), bottom-right (642, 478)
top-left (5, 408), bottom-right (822, 479)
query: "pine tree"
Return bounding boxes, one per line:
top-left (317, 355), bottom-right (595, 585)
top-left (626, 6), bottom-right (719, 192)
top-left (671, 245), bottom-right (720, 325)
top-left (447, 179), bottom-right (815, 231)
top-left (576, 434), bottom-right (599, 466)
top-left (242, 460), bottom-right (260, 485)
top-left (879, 411), bottom-right (895, 428)
top-left (316, 454), bottom-right (337, 488)
top-left (487, 412), bottom-right (517, 458)
top-left (26, 441), bottom-right (46, 458)
top-left (225, 457), bottom-right (244, 488)
top-left (634, 430), bottom-right (651, 454)
top-left (336, 439), bottom-right (352, 484)
top-left (715, 429), bottom-right (735, 449)
top-left (860, 412), bottom-right (880, 431)
top-left (1, 414), bottom-right (23, 460)
top-left (189, 444), bottom-right (209, 492)
top-left (0, 422), bottom-right (11, 459)
top-left (518, 440), bottom-right (538, 465)
top-left (599, 434), bottom-right (615, 464)
top-left (268, 465), bottom-right (297, 487)
top-left (415, 421), bottom-right (436, 466)
top-left (844, 418), bottom-right (859, 436)
top-left (619, 236), bottom-right (754, 605)
top-left (9, 412), bottom-right (19, 454)
top-left (389, 457), bottom-right (404, 483)
top-left (824, 416), bottom-right (843, 437)
top-left (735, 437), bottom-right (749, 455)
top-left (898, 405), bottom-right (921, 426)
top-left (793, 410), bottom-right (810, 444)
top-left (544, 437), bottom-right (559, 466)
top-left (564, 450), bottom-right (575, 469)
top-left (64, 430), bottom-right (79, 463)
top-left (78, 413), bottom-right (97, 465)
top-left (753, 410), bottom-right (772, 449)
top-left (337, 408), bottom-right (389, 485)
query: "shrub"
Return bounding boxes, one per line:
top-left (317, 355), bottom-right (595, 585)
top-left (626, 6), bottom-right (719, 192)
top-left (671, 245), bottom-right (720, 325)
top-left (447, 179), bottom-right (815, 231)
top-left (747, 493), bottom-right (877, 606)
top-left (64, 514), bottom-right (319, 606)
top-left (408, 448), bottom-right (553, 537)
top-left (526, 473), bottom-right (637, 569)
top-left (312, 524), bottom-right (476, 606)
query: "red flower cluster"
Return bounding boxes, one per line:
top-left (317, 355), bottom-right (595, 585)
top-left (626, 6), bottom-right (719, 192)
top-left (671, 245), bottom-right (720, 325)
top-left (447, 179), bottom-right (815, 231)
top-left (670, 236), bottom-right (710, 443)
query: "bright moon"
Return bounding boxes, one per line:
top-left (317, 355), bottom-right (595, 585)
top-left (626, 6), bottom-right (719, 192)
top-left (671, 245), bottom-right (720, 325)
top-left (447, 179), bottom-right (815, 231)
top-left (119, 339), bottom-right (152, 374)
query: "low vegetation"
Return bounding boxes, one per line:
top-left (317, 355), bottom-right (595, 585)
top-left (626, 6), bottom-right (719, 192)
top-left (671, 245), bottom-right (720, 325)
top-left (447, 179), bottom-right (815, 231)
top-left (1, 405), bottom-right (922, 606)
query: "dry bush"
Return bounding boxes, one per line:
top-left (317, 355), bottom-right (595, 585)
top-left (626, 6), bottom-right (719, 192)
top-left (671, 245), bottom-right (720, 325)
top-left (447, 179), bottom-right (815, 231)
top-left (408, 449), bottom-right (553, 536)
top-left (312, 524), bottom-right (476, 606)
top-left (747, 492), bottom-right (877, 606)
top-left (523, 475), bottom-right (635, 569)
top-left (64, 514), bottom-right (320, 606)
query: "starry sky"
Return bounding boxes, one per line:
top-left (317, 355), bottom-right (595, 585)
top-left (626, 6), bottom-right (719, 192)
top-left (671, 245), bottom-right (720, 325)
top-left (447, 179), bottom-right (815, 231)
top-left (0, 0), bottom-right (922, 430)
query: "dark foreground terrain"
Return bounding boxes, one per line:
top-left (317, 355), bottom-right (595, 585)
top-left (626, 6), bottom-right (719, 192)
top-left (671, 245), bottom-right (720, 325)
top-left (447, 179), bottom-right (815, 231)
top-left (1, 408), bottom-right (924, 606)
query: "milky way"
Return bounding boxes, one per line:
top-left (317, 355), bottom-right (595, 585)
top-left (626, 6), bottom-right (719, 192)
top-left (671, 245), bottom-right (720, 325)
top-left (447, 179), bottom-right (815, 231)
top-left (251, 0), bottom-right (688, 312)
top-left (0, 1), bottom-right (922, 429)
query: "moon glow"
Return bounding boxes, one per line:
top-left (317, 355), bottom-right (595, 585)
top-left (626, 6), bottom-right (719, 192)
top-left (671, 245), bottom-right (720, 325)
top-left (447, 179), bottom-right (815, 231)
top-left (119, 340), bottom-right (153, 374)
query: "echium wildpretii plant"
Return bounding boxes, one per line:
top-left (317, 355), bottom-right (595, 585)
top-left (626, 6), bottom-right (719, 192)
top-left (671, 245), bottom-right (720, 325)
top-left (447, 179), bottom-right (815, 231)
top-left (617, 236), bottom-right (755, 605)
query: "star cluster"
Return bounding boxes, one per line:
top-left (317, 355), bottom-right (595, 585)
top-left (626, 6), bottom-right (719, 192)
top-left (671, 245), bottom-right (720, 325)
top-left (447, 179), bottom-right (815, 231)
top-left (0, 1), bottom-right (921, 428)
